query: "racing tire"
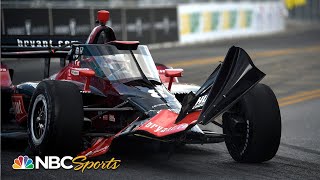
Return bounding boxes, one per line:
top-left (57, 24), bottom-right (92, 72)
top-left (1, 90), bottom-right (12, 123)
top-left (222, 83), bottom-right (281, 163)
top-left (27, 80), bottom-right (83, 155)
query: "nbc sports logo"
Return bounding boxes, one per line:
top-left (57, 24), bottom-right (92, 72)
top-left (12, 155), bottom-right (34, 169)
top-left (12, 155), bottom-right (121, 171)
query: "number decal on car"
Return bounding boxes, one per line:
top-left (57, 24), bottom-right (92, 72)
top-left (193, 95), bottom-right (208, 109)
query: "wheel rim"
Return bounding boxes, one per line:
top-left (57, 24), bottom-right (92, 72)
top-left (224, 103), bottom-right (249, 156)
top-left (30, 94), bottom-right (48, 146)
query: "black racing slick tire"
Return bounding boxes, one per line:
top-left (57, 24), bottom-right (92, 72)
top-left (222, 83), bottom-right (281, 163)
top-left (27, 80), bottom-right (83, 155)
top-left (1, 90), bottom-right (12, 123)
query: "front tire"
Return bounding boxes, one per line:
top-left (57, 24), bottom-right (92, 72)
top-left (223, 83), bottom-right (281, 163)
top-left (28, 80), bottom-right (83, 155)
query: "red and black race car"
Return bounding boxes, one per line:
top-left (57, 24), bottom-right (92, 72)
top-left (1, 10), bottom-right (281, 162)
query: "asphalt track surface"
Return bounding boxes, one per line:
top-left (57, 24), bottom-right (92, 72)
top-left (1, 23), bottom-right (320, 179)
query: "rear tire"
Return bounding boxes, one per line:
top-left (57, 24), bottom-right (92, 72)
top-left (1, 90), bottom-right (12, 123)
top-left (223, 83), bottom-right (281, 163)
top-left (27, 80), bottom-right (83, 155)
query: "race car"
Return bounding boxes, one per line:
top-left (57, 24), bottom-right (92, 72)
top-left (1, 10), bottom-right (281, 163)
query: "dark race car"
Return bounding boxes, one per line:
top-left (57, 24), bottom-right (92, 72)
top-left (1, 10), bottom-right (281, 163)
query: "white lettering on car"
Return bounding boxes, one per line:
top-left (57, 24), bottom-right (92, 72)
top-left (12, 101), bottom-right (23, 114)
top-left (143, 122), bottom-right (188, 133)
top-left (193, 94), bottom-right (208, 109)
top-left (17, 39), bottom-right (78, 48)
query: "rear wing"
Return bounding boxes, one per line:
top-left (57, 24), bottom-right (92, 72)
top-left (1, 48), bottom-right (70, 79)
top-left (1, 35), bottom-right (88, 58)
top-left (1, 35), bottom-right (86, 50)
top-left (1, 50), bottom-right (70, 58)
top-left (1, 35), bottom-right (86, 78)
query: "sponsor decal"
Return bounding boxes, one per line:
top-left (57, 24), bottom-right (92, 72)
top-left (109, 114), bottom-right (116, 122)
top-left (16, 38), bottom-right (79, 48)
top-left (102, 114), bottom-right (116, 122)
top-left (12, 155), bottom-right (121, 173)
top-left (70, 68), bottom-right (90, 76)
top-left (12, 95), bottom-right (27, 123)
top-left (70, 69), bottom-right (80, 76)
top-left (80, 91), bottom-right (91, 94)
top-left (143, 121), bottom-right (188, 133)
top-left (193, 94), bottom-right (208, 109)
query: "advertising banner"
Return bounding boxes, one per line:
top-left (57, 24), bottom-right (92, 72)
top-left (2, 7), bottom-right (179, 47)
top-left (1, 35), bottom-right (87, 49)
top-left (1, 3), bottom-right (284, 47)
top-left (125, 8), bottom-right (179, 44)
top-left (52, 9), bottom-right (91, 36)
top-left (152, 8), bottom-right (179, 43)
top-left (2, 9), bottom-right (50, 35)
top-left (125, 8), bottom-right (153, 44)
top-left (178, 2), bottom-right (286, 43)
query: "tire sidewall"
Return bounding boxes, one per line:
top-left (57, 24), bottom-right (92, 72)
top-left (27, 81), bottom-right (55, 155)
top-left (223, 83), bottom-right (281, 162)
top-left (27, 80), bottom-right (84, 156)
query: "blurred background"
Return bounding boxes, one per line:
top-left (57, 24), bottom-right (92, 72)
top-left (1, 1), bottom-right (320, 179)
top-left (1, 0), bottom-right (319, 46)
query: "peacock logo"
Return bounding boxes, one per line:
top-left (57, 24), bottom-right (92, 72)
top-left (12, 155), bottom-right (34, 169)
